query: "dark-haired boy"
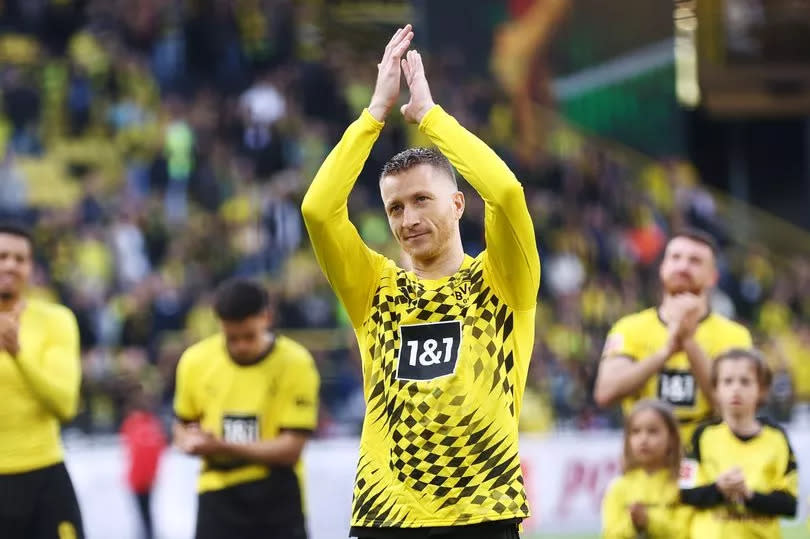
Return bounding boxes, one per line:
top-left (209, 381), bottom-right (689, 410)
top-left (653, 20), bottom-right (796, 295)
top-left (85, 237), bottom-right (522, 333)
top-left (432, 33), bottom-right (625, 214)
top-left (173, 278), bottom-right (319, 539)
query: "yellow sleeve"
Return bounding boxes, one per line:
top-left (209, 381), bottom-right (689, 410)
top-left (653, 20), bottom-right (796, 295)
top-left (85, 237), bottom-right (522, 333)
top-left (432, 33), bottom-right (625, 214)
top-left (602, 316), bottom-right (645, 361)
top-left (713, 323), bottom-right (753, 357)
top-left (647, 504), bottom-right (693, 539)
top-left (301, 109), bottom-right (387, 328)
top-left (601, 478), bottom-right (636, 539)
top-left (777, 432), bottom-right (799, 497)
top-left (15, 307), bottom-right (81, 422)
top-left (173, 350), bottom-right (200, 422)
top-left (279, 351), bottom-right (320, 432)
top-left (418, 105), bottom-right (540, 310)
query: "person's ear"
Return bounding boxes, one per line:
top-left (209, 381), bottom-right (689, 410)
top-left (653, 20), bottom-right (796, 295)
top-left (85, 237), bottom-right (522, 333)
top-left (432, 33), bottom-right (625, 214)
top-left (263, 308), bottom-right (274, 328)
top-left (452, 191), bottom-right (465, 220)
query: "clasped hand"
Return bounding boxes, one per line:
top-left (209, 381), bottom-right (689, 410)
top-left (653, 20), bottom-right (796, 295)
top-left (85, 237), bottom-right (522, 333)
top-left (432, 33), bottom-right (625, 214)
top-left (0, 302), bottom-right (23, 357)
top-left (177, 424), bottom-right (222, 456)
top-left (662, 293), bottom-right (703, 355)
top-left (716, 466), bottom-right (752, 503)
top-left (368, 24), bottom-right (436, 124)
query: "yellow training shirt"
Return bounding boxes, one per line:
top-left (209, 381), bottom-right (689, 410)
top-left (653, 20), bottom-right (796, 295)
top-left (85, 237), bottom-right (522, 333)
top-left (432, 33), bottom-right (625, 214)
top-left (173, 334), bottom-right (319, 493)
top-left (0, 299), bottom-right (81, 474)
top-left (603, 308), bottom-right (751, 441)
top-left (303, 106), bottom-right (541, 528)
top-left (681, 420), bottom-right (798, 538)
top-left (601, 468), bottom-right (692, 538)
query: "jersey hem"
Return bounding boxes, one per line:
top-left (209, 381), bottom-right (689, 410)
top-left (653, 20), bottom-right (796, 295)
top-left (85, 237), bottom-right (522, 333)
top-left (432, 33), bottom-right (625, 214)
top-left (349, 511), bottom-right (529, 528)
top-left (0, 452), bottom-right (64, 475)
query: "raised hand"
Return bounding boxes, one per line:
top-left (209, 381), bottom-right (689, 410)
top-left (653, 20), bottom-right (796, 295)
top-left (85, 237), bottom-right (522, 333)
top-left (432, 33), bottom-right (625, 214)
top-left (368, 24), bottom-right (414, 122)
top-left (662, 293), bottom-right (703, 351)
top-left (400, 49), bottom-right (436, 124)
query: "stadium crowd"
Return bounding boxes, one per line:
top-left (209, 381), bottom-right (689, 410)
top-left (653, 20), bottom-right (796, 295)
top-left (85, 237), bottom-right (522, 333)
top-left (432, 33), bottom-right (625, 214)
top-left (0, 0), bottom-right (808, 438)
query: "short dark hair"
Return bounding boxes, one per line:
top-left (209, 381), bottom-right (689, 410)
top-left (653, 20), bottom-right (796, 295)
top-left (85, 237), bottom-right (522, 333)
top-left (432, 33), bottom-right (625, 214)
top-left (670, 228), bottom-right (718, 256)
top-left (380, 147), bottom-right (456, 186)
top-left (213, 279), bottom-right (270, 322)
top-left (712, 348), bottom-right (772, 402)
top-left (0, 222), bottom-right (33, 250)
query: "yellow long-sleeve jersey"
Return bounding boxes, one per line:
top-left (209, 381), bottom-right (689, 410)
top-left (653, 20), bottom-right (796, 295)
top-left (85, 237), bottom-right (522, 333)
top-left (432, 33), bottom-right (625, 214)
top-left (0, 299), bottom-right (81, 473)
top-left (680, 419), bottom-right (798, 539)
top-left (303, 106), bottom-right (540, 528)
top-left (602, 468), bottom-right (693, 538)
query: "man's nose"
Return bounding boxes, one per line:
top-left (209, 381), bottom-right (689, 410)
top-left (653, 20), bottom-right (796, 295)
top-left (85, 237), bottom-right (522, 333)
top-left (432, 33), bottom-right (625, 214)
top-left (675, 259), bottom-right (691, 271)
top-left (402, 206), bottom-right (420, 227)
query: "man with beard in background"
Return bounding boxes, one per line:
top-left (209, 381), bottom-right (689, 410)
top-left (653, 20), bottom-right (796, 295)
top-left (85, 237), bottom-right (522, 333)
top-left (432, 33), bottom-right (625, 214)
top-left (594, 229), bottom-right (753, 443)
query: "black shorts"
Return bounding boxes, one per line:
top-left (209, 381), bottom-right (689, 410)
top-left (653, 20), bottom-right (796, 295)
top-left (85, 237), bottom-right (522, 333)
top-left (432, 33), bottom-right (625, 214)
top-left (351, 520), bottom-right (521, 539)
top-left (0, 461), bottom-right (84, 539)
top-left (196, 469), bottom-right (307, 539)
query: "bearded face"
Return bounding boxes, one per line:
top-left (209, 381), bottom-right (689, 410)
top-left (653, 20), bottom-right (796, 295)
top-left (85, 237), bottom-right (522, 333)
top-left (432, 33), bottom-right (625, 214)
top-left (659, 237), bottom-right (717, 295)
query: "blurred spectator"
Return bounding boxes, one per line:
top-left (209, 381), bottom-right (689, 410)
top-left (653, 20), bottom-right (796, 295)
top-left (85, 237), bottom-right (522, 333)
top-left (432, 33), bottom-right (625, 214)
top-left (2, 68), bottom-right (41, 154)
top-left (110, 211), bottom-right (152, 290)
top-left (0, 150), bottom-right (28, 218)
top-left (162, 99), bottom-right (195, 223)
top-left (120, 388), bottom-right (167, 539)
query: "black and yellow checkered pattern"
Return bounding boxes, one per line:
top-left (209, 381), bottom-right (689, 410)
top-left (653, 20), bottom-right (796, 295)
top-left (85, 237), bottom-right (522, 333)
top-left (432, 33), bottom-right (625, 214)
top-left (303, 105), bottom-right (541, 529)
top-left (351, 256), bottom-right (530, 527)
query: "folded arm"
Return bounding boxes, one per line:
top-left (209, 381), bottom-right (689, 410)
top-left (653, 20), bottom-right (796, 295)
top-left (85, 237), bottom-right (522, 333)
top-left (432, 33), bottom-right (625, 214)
top-left (745, 435), bottom-right (799, 516)
top-left (745, 491), bottom-right (797, 516)
top-left (594, 352), bottom-right (669, 407)
top-left (601, 482), bottom-right (637, 539)
top-left (14, 309), bottom-right (81, 422)
top-left (215, 431), bottom-right (310, 467)
top-left (680, 483), bottom-right (725, 508)
top-left (646, 505), bottom-right (693, 539)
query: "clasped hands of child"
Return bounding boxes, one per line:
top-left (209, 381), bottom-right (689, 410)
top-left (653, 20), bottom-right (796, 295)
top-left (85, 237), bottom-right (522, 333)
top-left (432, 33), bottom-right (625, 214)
top-left (715, 466), bottom-right (752, 503)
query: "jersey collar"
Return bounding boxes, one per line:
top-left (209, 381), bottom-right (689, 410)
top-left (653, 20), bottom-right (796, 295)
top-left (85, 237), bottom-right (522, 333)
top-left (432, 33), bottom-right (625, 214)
top-left (229, 333), bottom-right (277, 367)
top-left (411, 254), bottom-right (474, 287)
top-left (656, 306), bottom-right (713, 327)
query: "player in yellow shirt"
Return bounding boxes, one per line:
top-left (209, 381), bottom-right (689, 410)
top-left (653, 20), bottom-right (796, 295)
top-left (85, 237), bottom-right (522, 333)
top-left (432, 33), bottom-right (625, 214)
top-left (595, 230), bottom-right (752, 442)
top-left (302, 25), bottom-right (540, 539)
top-left (680, 348), bottom-right (798, 538)
top-left (0, 223), bottom-right (84, 539)
top-left (601, 400), bottom-right (692, 538)
top-left (173, 279), bottom-right (320, 539)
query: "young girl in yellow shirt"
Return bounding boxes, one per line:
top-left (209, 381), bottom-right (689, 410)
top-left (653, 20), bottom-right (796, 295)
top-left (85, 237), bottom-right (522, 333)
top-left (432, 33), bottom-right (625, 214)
top-left (602, 400), bottom-right (693, 538)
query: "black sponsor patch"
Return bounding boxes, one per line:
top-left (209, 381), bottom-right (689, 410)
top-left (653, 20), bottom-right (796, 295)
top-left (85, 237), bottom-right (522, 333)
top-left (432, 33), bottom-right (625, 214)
top-left (396, 321), bottom-right (462, 381)
top-left (222, 414), bottom-right (260, 444)
top-left (658, 370), bottom-right (696, 406)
